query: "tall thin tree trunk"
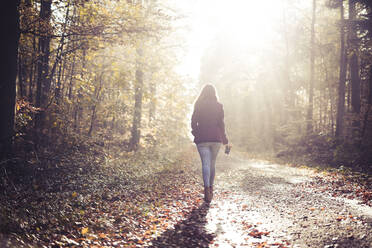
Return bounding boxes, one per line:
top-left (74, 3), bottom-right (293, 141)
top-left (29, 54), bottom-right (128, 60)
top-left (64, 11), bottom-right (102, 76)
top-left (361, 68), bottom-right (372, 140)
top-left (307, 0), bottom-right (316, 134)
top-left (336, 1), bottom-right (347, 137)
top-left (74, 48), bottom-right (87, 133)
top-left (349, 0), bottom-right (360, 114)
top-left (18, 54), bottom-right (25, 98)
top-left (0, 1), bottom-right (21, 158)
top-left (59, 43), bottom-right (69, 102)
top-left (350, 54), bottom-right (360, 113)
top-left (88, 72), bottom-right (104, 137)
top-left (35, 0), bottom-right (52, 131)
top-left (347, 80), bottom-right (351, 111)
top-left (283, 16), bottom-right (291, 103)
top-left (53, 2), bottom-right (70, 105)
top-left (28, 34), bottom-right (37, 102)
top-left (370, 68), bottom-right (372, 105)
top-left (67, 5), bottom-right (77, 101)
top-left (281, 4), bottom-right (295, 130)
top-left (68, 55), bottom-right (76, 100)
top-left (329, 87), bottom-right (335, 135)
top-left (55, 60), bottom-right (63, 105)
top-left (128, 0), bottom-right (153, 151)
top-left (129, 48), bottom-right (144, 151)
top-left (323, 91), bottom-right (327, 132)
top-left (148, 80), bottom-right (156, 124)
top-left (319, 92), bottom-right (323, 132)
top-left (320, 45), bottom-right (334, 135)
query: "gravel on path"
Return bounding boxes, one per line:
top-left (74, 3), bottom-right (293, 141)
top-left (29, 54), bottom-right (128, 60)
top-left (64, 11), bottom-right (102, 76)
top-left (197, 154), bottom-right (372, 248)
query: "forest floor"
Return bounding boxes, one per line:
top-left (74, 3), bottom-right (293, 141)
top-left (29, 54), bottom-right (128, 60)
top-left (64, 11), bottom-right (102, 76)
top-left (0, 146), bottom-right (371, 247)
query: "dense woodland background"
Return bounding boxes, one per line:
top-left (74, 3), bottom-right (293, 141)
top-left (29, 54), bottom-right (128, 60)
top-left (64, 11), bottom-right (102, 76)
top-left (2, 0), bottom-right (193, 161)
top-left (0, 0), bottom-right (372, 246)
top-left (1, 0), bottom-right (372, 177)
top-left (201, 0), bottom-right (372, 172)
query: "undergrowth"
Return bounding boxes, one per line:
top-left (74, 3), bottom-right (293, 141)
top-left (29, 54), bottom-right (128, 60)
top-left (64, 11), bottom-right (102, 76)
top-left (0, 139), bottom-right (199, 247)
top-left (275, 134), bottom-right (372, 175)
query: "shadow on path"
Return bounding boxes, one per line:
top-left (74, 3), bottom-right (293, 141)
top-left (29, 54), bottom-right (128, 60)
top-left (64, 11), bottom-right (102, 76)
top-left (149, 202), bottom-right (215, 248)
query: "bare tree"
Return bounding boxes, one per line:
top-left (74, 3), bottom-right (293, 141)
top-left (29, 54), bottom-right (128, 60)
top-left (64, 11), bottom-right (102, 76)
top-left (336, 0), bottom-right (347, 137)
top-left (307, 0), bottom-right (316, 134)
top-left (35, 0), bottom-right (52, 130)
top-left (349, 0), bottom-right (360, 114)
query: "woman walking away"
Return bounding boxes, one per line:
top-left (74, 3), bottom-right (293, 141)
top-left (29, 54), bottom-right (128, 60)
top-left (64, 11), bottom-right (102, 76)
top-left (191, 84), bottom-right (229, 203)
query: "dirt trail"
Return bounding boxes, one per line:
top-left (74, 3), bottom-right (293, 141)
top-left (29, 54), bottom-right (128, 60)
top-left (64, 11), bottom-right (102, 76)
top-left (208, 154), bottom-right (372, 247)
top-left (152, 153), bottom-right (372, 248)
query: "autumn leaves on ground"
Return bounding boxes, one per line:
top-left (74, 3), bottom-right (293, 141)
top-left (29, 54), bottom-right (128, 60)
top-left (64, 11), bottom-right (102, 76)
top-left (1, 145), bottom-right (371, 248)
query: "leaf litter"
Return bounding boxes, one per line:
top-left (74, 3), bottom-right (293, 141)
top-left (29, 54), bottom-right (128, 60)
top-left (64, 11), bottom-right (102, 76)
top-left (1, 148), bottom-right (371, 247)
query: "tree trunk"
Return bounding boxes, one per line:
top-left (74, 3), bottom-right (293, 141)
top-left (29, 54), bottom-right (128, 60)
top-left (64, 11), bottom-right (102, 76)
top-left (347, 79), bottom-right (351, 111)
top-left (35, 0), bottom-right (52, 131)
top-left (307, 0), bottom-right (316, 134)
top-left (0, 1), bottom-right (21, 158)
top-left (88, 72), bottom-right (104, 137)
top-left (52, 2), bottom-right (70, 105)
top-left (370, 67), bottom-right (372, 105)
top-left (329, 87), bottom-right (335, 135)
top-left (350, 54), bottom-right (360, 113)
top-left (361, 68), bottom-right (372, 140)
top-left (282, 6), bottom-right (294, 116)
top-left (18, 54), bottom-right (25, 98)
top-left (148, 80), bottom-right (156, 124)
top-left (68, 53), bottom-right (76, 100)
top-left (129, 48), bottom-right (144, 151)
top-left (74, 48), bottom-right (87, 134)
top-left (349, 0), bottom-right (360, 114)
top-left (55, 59), bottom-right (63, 104)
top-left (336, 1), bottom-right (347, 137)
top-left (59, 42), bottom-right (69, 103)
top-left (28, 34), bottom-right (37, 102)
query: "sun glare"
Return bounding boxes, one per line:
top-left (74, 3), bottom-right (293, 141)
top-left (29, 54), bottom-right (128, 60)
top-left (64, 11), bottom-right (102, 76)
top-left (176, 0), bottom-right (285, 79)
top-left (216, 0), bottom-right (284, 44)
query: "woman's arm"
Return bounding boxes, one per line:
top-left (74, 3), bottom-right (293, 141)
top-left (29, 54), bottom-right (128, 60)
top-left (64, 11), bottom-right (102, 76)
top-left (218, 104), bottom-right (228, 145)
top-left (191, 108), bottom-right (198, 136)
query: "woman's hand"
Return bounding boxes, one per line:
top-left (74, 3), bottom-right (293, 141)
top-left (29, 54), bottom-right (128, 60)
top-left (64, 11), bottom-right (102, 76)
top-left (224, 144), bottom-right (232, 154)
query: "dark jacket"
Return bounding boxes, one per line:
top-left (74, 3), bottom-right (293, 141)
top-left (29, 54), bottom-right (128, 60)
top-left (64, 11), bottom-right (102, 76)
top-left (191, 101), bottom-right (228, 145)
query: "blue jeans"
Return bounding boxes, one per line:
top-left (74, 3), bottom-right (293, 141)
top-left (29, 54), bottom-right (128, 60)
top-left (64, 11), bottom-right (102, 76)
top-left (197, 142), bottom-right (221, 187)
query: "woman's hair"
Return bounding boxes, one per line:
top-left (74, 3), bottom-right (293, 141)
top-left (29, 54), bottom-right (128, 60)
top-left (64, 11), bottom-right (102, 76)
top-left (194, 84), bottom-right (219, 109)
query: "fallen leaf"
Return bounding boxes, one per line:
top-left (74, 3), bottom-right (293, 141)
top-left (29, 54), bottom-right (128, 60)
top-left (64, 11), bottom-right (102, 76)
top-left (81, 227), bottom-right (89, 235)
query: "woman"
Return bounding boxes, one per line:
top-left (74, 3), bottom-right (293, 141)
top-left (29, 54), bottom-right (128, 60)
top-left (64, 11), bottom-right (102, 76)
top-left (191, 84), bottom-right (229, 203)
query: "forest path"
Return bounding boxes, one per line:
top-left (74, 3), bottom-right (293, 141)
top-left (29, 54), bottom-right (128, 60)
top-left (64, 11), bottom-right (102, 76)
top-left (151, 153), bottom-right (372, 248)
